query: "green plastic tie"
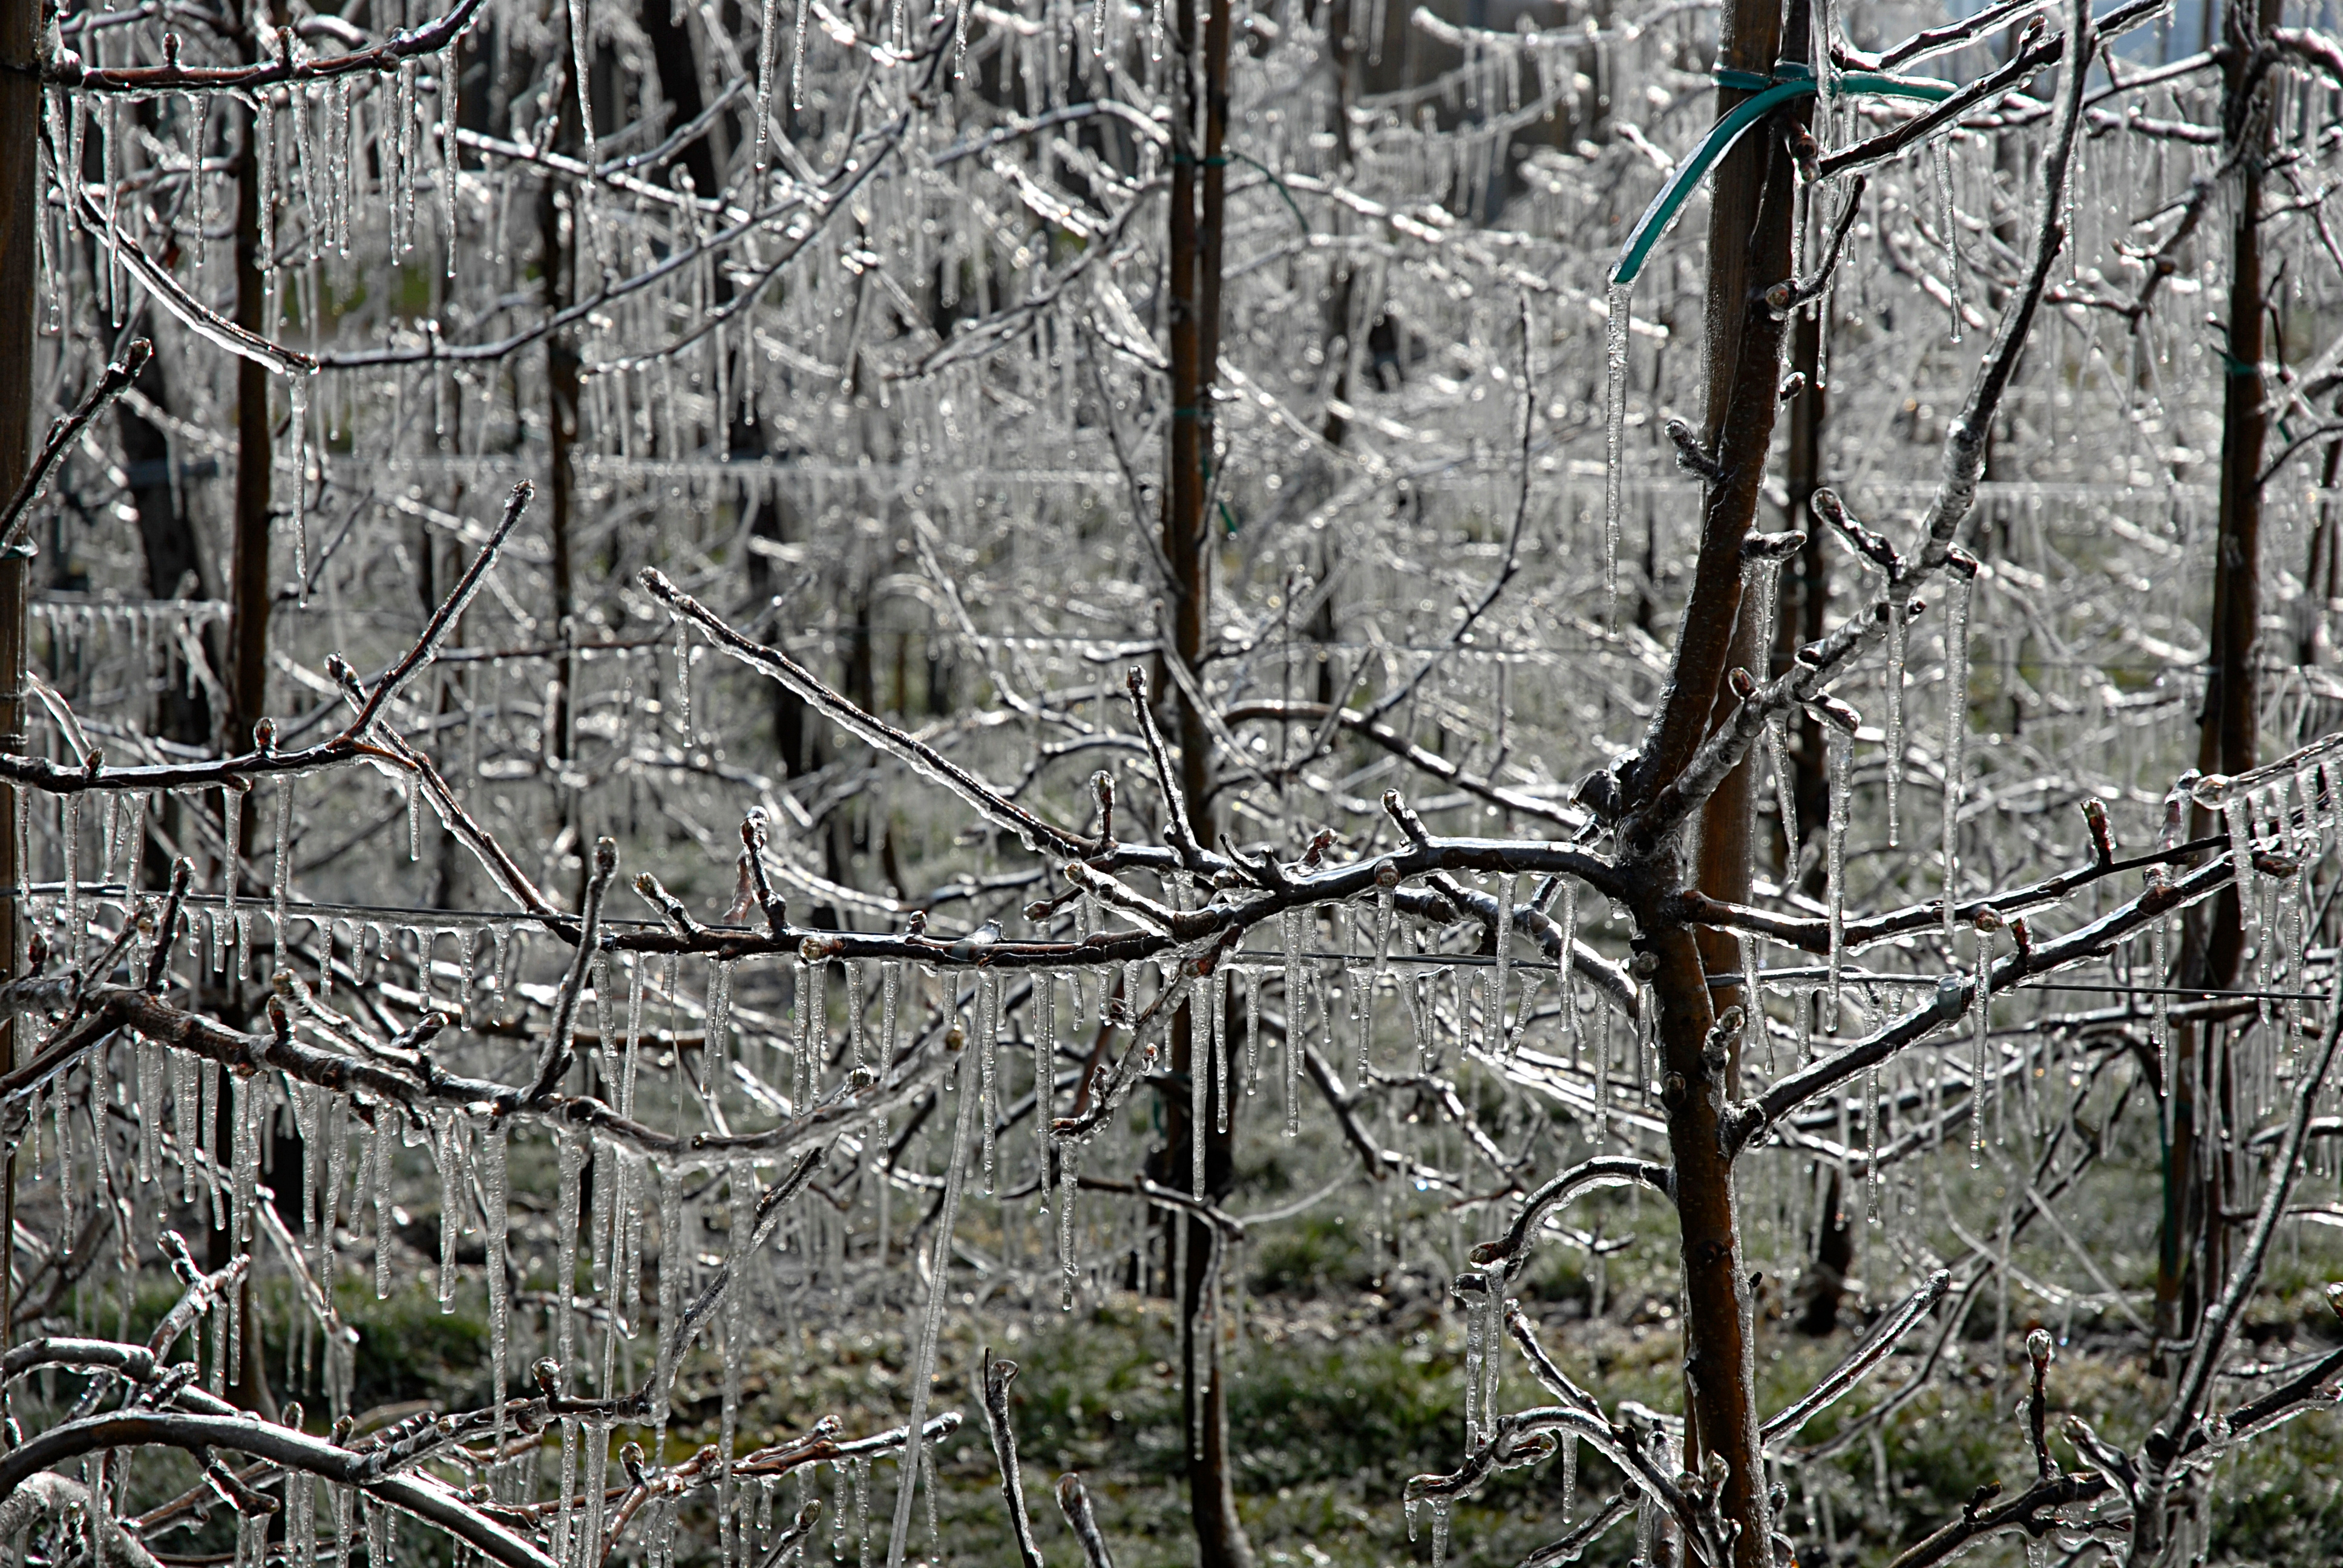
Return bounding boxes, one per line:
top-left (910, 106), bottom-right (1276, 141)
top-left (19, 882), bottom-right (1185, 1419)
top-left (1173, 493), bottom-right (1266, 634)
top-left (1610, 65), bottom-right (1955, 290)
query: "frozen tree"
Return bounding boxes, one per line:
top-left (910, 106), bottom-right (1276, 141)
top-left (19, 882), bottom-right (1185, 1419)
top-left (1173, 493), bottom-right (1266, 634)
top-left (4, 0), bottom-right (2343, 1564)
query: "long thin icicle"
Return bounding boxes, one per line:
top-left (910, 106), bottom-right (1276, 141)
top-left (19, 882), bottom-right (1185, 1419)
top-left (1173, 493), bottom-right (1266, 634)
top-left (1940, 571), bottom-right (1974, 948)
top-left (1602, 283), bottom-right (1630, 626)
top-left (1826, 728), bottom-right (1852, 1030)
top-left (883, 1039), bottom-right (981, 1568)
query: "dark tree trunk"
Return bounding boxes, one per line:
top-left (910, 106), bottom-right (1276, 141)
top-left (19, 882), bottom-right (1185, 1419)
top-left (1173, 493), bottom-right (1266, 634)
top-left (1794, 1169), bottom-right (1855, 1336)
top-left (117, 346), bottom-right (220, 890)
top-left (1156, 0), bottom-right (1248, 1559)
top-left (0, 0), bottom-right (37, 1353)
top-left (2159, 0), bottom-right (2278, 1354)
top-left (1776, 309), bottom-right (1829, 893)
top-left (538, 45), bottom-right (582, 863)
top-left (1617, 0), bottom-right (1804, 1559)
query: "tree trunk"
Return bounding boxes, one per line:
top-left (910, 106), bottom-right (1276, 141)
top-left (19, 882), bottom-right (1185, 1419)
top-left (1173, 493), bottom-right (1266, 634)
top-left (1157, 0), bottom-right (1248, 1558)
top-left (539, 50), bottom-right (582, 862)
top-left (1775, 309), bottom-right (1829, 893)
top-left (0, 0), bottom-right (38, 1353)
top-left (230, 99), bottom-right (271, 780)
top-left (118, 345), bottom-right (221, 890)
top-left (224, 76), bottom-right (273, 1039)
top-left (1620, 0), bottom-right (1803, 1560)
top-left (2158, 0), bottom-right (2277, 1354)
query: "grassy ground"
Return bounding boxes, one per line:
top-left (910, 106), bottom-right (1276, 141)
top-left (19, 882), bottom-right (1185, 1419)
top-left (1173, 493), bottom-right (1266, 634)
top-left (19, 1197), bottom-right (2343, 1568)
top-left (21, 1076), bottom-right (2343, 1568)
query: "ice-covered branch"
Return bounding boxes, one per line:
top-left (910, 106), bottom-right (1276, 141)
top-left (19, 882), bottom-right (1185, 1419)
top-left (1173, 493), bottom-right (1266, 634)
top-left (51, 0), bottom-right (491, 91)
top-left (643, 567), bottom-right (1093, 860)
top-left (0, 1411), bottom-right (559, 1568)
top-left (980, 1350), bottom-right (1047, 1568)
top-left (0, 339), bottom-right (152, 554)
top-left (1467, 1157), bottom-right (1674, 1281)
top-left (1763, 1270), bottom-right (1951, 1449)
top-left (1725, 853), bottom-right (2231, 1157)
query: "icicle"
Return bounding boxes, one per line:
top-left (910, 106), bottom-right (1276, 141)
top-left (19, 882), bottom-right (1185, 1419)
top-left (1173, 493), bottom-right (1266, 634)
top-left (1812, 0), bottom-right (1836, 133)
top-left (555, 1129), bottom-right (583, 1379)
top-left (883, 1041), bottom-right (981, 1568)
top-left (136, 1039), bottom-right (160, 1185)
top-left (272, 777), bottom-right (294, 972)
top-left (1883, 600), bottom-right (1907, 848)
top-left (1602, 283), bottom-right (1630, 624)
top-left (709, 959), bottom-right (737, 1107)
top-left (2153, 912), bottom-right (2173, 1146)
top-left (230, 1071), bottom-right (258, 1250)
top-left (653, 1166), bottom-right (686, 1428)
top-left (882, 959), bottom-right (902, 1066)
top-left (1430, 1498), bottom-right (1452, 1568)
top-left (721, 1162), bottom-right (753, 1566)
top-left (1558, 880), bottom-right (1582, 1056)
top-left (1863, 1057), bottom-right (1881, 1223)
top-left (1934, 137), bottom-right (1963, 343)
top-left (583, 1424), bottom-right (610, 1568)
top-left (1211, 962), bottom-right (1230, 1137)
top-left (436, 1116), bottom-right (461, 1313)
top-left (791, 0), bottom-right (812, 111)
top-left (1971, 932), bottom-right (1994, 1166)
top-left (393, 62), bottom-right (417, 251)
top-left (287, 377), bottom-right (309, 601)
top-left (1559, 1432), bottom-right (1578, 1520)
top-left (1826, 728), bottom-right (1852, 1030)
top-left (172, 1047), bottom-right (198, 1201)
top-left (1244, 964), bottom-right (1262, 1092)
top-left (1492, 874), bottom-right (1518, 1059)
top-left (1038, 973), bottom-right (1060, 1187)
top-left (1057, 1139), bottom-right (1080, 1310)
top-left (1191, 979), bottom-right (1208, 1195)
top-left (1281, 910), bottom-right (1303, 1135)
top-left (61, 794), bottom-right (79, 965)
top-left (1461, 1282), bottom-right (1484, 1445)
top-left (755, 0), bottom-right (784, 170)
top-left (978, 970), bottom-right (1000, 1187)
top-left (439, 49), bottom-right (458, 279)
top-left (292, 1470), bottom-right (317, 1568)
top-left (1941, 572), bottom-right (1974, 949)
top-left (848, 959), bottom-right (867, 1068)
top-left (675, 619), bottom-right (693, 742)
top-left (405, 771), bottom-right (421, 862)
top-left (373, 1111), bottom-right (393, 1299)
top-left (853, 1457), bottom-right (872, 1568)
top-left (322, 1093), bottom-right (349, 1317)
